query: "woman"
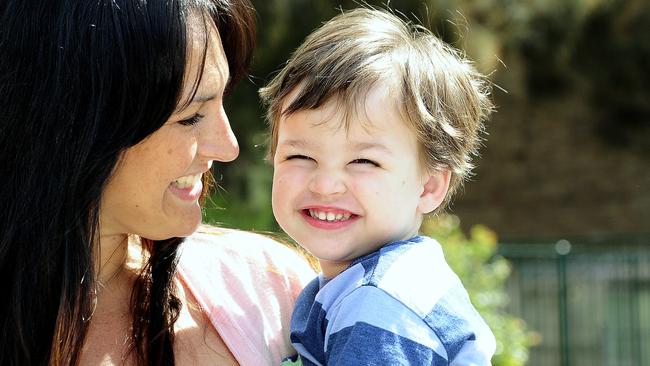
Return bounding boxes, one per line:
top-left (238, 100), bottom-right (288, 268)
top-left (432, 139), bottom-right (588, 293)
top-left (0, 0), bottom-right (314, 365)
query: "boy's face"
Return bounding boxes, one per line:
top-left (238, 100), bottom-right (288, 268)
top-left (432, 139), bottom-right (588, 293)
top-left (272, 84), bottom-right (449, 278)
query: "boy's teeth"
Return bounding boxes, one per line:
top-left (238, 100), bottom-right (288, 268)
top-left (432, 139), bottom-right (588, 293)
top-left (308, 209), bottom-right (352, 222)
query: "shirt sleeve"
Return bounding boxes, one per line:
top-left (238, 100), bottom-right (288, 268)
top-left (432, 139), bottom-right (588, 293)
top-left (177, 228), bottom-right (316, 366)
top-left (323, 285), bottom-right (491, 366)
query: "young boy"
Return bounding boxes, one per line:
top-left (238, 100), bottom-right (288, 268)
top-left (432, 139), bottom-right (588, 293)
top-left (261, 8), bottom-right (496, 365)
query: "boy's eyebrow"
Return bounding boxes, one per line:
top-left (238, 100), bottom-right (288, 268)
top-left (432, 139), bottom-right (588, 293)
top-left (353, 142), bottom-right (390, 153)
top-left (278, 139), bottom-right (309, 148)
top-left (277, 140), bottom-right (391, 153)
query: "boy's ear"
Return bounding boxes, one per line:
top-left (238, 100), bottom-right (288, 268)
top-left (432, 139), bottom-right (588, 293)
top-left (418, 169), bottom-right (451, 214)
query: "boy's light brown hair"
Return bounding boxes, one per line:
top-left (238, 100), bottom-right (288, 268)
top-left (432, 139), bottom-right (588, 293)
top-left (260, 7), bottom-right (493, 210)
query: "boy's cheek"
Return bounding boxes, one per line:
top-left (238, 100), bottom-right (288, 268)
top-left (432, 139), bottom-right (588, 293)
top-left (276, 166), bottom-right (305, 181)
top-left (273, 172), bottom-right (300, 194)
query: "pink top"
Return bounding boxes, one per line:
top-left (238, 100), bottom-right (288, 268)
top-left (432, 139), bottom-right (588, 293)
top-left (176, 228), bottom-right (315, 366)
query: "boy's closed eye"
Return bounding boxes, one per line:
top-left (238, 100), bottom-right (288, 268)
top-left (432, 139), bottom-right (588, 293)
top-left (350, 158), bottom-right (380, 167)
top-left (286, 154), bottom-right (315, 161)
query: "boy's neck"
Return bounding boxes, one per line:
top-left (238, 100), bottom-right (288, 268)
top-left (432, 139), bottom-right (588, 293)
top-left (319, 234), bottom-right (424, 279)
top-left (319, 259), bottom-right (351, 279)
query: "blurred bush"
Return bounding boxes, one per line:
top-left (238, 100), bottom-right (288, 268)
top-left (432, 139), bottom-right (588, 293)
top-left (421, 215), bottom-right (540, 366)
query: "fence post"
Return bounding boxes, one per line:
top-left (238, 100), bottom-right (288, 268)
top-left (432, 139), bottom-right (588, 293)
top-left (556, 239), bottom-right (571, 366)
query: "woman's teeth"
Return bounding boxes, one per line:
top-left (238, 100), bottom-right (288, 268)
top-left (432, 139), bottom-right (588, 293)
top-left (172, 174), bottom-right (201, 189)
top-left (308, 209), bottom-right (351, 222)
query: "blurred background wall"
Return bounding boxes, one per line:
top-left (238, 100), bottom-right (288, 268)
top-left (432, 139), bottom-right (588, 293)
top-left (204, 1), bottom-right (650, 364)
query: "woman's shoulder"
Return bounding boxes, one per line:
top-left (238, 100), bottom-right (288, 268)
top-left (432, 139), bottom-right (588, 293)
top-left (181, 225), bottom-right (314, 273)
top-left (176, 225), bottom-right (316, 365)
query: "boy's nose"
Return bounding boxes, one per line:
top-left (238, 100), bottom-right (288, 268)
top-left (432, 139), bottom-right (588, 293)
top-left (308, 170), bottom-right (347, 197)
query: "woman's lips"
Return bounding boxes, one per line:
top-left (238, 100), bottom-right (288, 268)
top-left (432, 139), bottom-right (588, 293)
top-left (169, 173), bottom-right (203, 201)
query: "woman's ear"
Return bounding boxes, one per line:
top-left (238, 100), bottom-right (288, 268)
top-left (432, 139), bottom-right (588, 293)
top-left (418, 169), bottom-right (451, 214)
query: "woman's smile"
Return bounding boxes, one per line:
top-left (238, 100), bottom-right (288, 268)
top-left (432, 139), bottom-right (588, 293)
top-left (169, 173), bottom-right (204, 201)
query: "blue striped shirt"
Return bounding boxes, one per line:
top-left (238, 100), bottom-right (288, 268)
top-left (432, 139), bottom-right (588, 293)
top-left (289, 236), bottom-right (495, 365)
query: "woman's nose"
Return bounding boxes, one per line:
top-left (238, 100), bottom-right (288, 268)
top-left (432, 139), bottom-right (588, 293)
top-left (198, 105), bottom-right (239, 162)
top-left (308, 170), bottom-right (347, 197)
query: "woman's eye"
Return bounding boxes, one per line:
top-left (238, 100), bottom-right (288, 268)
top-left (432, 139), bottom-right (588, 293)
top-left (178, 113), bottom-right (204, 126)
top-left (351, 158), bottom-right (379, 167)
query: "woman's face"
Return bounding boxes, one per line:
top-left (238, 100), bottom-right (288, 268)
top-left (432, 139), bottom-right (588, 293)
top-left (100, 21), bottom-right (237, 240)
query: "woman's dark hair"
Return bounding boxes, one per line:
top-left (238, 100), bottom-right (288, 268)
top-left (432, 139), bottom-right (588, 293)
top-left (0, 0), bottom-right (255, 365)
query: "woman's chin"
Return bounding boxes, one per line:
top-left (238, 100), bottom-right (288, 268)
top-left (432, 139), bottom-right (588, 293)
top-left (169, 215), bottom-right (203, 239)
top-left (139, 212), bottom-right (202, 241)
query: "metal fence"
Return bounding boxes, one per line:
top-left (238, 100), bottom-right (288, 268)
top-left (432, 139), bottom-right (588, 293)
top-left (499, 236), bottom-right (650, 366)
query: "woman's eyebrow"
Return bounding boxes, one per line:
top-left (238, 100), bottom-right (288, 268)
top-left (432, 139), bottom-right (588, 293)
top-left (192, 93), bottom-right (217, 103)
top-left (174, 93), bottom-right (217, 114)
top-left (191, 73), bottom-right (230, 104)
top-left (189, 72), bottom-right (230, 104)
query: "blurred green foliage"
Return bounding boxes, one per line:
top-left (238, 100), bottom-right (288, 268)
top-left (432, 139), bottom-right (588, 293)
top-left (421, 215), bottom-right (540, 366)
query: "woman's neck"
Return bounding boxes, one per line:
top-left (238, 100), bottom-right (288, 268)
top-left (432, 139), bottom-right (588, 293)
top-left (97, 233), bottom-right (129, 285)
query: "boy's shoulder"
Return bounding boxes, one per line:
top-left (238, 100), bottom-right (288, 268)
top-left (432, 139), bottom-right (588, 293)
top-left (312, 236), bottom-right (459, 317)
top-left (360, 235), bottom-right (445, 284)
top-left (308, 236), bottom-right (495, 363)
top-left (355, 236), bottom-right (464, 315)
top-left (291, 236), bottom-right (495, 364)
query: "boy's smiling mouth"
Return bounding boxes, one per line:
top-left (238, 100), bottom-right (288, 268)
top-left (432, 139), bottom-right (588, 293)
top-left (300, 207), bottom-right (359, 228)
top-left (306, 209), bottom-right (352, 222)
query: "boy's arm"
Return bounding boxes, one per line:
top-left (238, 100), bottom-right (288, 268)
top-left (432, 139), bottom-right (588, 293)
top-left (425, 284), bottom-right (496, 366)
top-left (324, 285), bottom-right (494, 366)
